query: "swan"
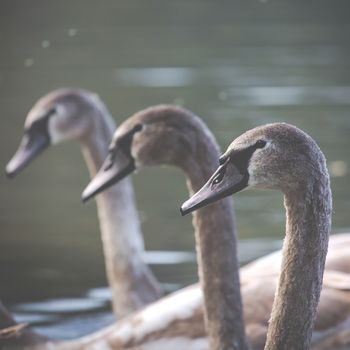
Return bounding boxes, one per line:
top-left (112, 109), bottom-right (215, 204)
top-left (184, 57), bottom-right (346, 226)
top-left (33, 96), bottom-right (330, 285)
top-left (82, 105), bottom-right (249, 349)
top-left (79, 108), bottom-right (350, 350)
top-left (5, 88), bottom-right (163, 317)
top-left (181, 122), bottom-right (332, 349)
top-left (2, 110), bottom-right (350, 349)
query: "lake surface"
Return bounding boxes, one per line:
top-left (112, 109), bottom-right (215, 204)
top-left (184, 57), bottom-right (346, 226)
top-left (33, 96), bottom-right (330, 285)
top-left (1, 0), bottom-right (350, 339)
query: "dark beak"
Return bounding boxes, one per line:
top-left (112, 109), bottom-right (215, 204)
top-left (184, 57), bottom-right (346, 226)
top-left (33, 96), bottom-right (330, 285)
top-left (5, 132), bottom-right (50, 178)
top-left (180, 161), bottom-right (249, 216)
top-left (82, 150), bottom-right (135, 203)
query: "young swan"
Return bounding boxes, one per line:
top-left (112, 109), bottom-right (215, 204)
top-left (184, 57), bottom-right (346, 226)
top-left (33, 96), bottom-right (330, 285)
top-left (82, 105), bottom-right (249, 350)
top-left (9, 113), bottom-right (350, 350)
top-left (182, 123), bottom-right (332, 350)
top-left (5, 89), bottom-right (163, 317)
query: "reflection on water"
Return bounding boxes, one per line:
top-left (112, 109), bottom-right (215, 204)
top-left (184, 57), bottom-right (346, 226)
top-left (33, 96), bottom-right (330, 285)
top-left (115, 68), bottom-right (196, 87)
top-left (32, 312), bottom-right (115, 340)
top-left (220, 86), bottom-right (350, 106)
top-left (1, 0), bottom-right (350, 340)
top-left (144, 250), bottom-right (195, 264)
top-left (14, 298), bottom-right (107, 314)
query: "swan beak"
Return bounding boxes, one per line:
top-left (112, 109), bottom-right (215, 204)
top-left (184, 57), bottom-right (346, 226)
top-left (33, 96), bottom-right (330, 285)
top-left (6, 132), bottom-right (50, 178)
top-left (180, 162), bottom-right (248, 216)
top-left (82, 151), bottom-right (134, 203)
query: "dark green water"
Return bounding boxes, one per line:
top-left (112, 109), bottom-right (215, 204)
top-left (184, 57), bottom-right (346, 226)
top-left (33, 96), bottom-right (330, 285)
top-left (0, 0), bottom-right (350, 338)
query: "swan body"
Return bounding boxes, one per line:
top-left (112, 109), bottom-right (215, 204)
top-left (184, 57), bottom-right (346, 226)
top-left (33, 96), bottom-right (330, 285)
top-left (3, 236), bottom-right (350, 349)
top-left (66, 270), bottom-right (350, 350)
top-left (5, 268), bottom-right (350, 350)
top-left (243, 232), bottom-right (350, 279)
top-left (5, 89), bottom-right (162, 317)
top-left (3, 266), bottom-right (350, 350)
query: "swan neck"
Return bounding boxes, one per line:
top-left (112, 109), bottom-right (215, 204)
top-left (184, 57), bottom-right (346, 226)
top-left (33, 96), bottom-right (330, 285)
top-left (184, 129), bottom-right (249, 350)
top-left (264, 178), bottom-right (332, 350)
top-left (80, 105), bottom-right (162, 316)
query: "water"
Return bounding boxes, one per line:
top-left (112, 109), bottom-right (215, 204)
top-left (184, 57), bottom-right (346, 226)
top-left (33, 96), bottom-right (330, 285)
top-left (1, 0), bottom-right (350, 340)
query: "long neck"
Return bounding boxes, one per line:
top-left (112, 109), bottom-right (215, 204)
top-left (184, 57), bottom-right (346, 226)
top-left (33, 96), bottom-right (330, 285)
top-left (264, 178), bottom-right (332, 350)
top-left (183, 127), bottom-right (249, 350)
top-left (80, 103), bottom-right (162, 317)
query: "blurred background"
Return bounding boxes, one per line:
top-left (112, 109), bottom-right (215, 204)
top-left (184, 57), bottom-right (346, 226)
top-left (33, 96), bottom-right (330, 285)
top-left (1, 0), bottom-right (350, 339)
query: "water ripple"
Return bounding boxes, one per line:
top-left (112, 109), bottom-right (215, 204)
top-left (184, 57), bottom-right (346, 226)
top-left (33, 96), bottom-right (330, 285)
top-left (114, 67), bottom-right (196, 87)
top-left (221, 86), bottom-right (350, 106)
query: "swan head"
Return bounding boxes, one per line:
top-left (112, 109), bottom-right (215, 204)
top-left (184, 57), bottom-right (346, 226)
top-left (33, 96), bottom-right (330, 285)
top-left (181, 122), bottom-right (326, 215)
top-left (6, 88), bottom-right (100, 177)
top-left (82, 105), bottom-right (211, 202)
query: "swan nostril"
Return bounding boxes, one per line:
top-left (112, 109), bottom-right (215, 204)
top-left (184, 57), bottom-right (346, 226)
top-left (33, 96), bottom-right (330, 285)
top-left (103, 153), bottom-right (115, 171)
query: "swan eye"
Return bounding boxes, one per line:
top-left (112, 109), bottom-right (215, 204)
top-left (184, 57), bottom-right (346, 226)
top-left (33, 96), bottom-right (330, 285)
top-left (212, 167), bottom-right (226, 185)
top-left (255, 139), bottom-right (266, 149)
top-left (133, 123), bottom-right (143, 133)
top-left (47, 107), bottom-right (57, 117)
